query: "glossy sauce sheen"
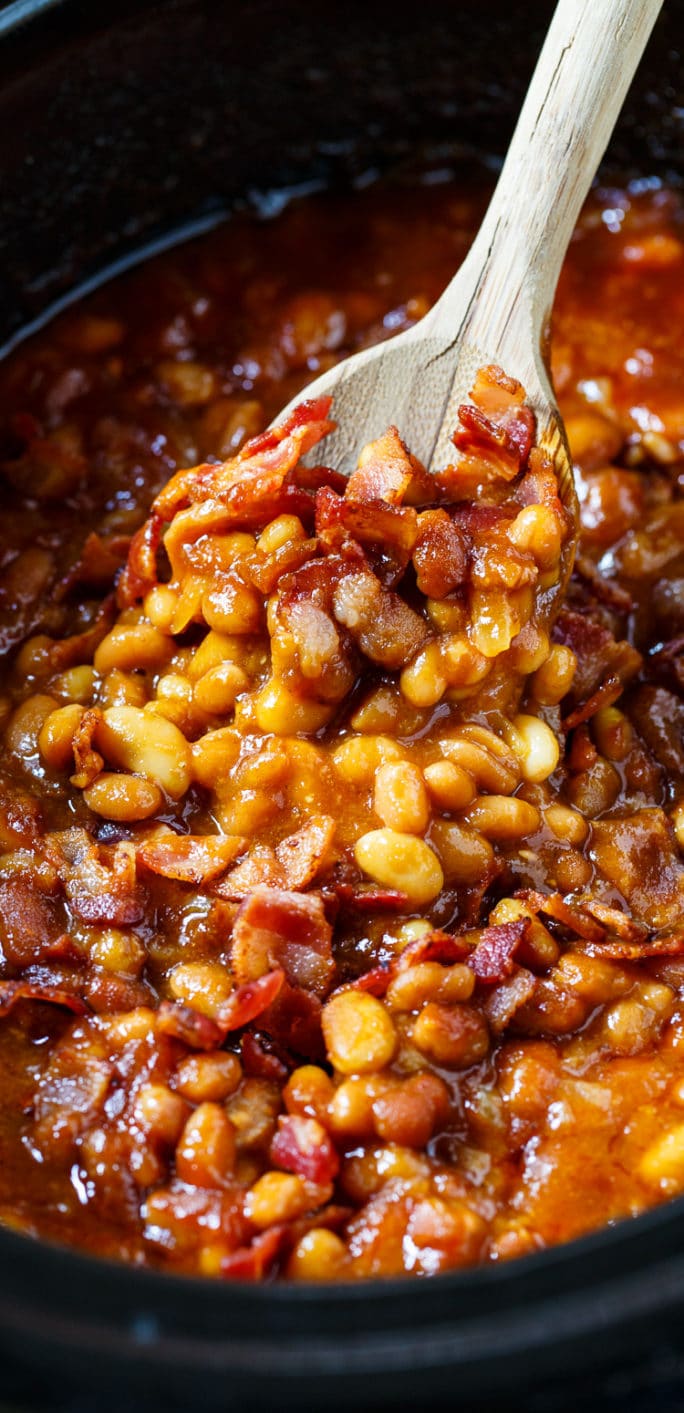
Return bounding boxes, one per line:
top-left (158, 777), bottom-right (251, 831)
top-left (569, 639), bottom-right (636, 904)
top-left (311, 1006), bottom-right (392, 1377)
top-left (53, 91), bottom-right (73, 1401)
top-left (0, 176), bottom-right (682, 1280)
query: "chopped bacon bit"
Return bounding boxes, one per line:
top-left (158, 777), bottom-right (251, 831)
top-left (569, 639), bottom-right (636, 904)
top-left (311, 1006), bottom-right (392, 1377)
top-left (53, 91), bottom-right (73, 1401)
top-left (275, 816), bottom-right (337, 890)
top-left (396, 929), bottom-right (472, 971)
top-left (0, 978), bottom-right (87, 1018)
top-left (248, 537), bottom-right (321, 595)
top-left (554, 608), bottom-right (642, 704)
top-left (581, 900), bottom-right (648, 943)
top-left (315, 485), bottom-right (418, 561)
top-left (38, 596), bottom-right (117, 675)
top-left (483, 968), bottom-right (537, 1032)
top-left (57, 531), bottom-right (131, 600)
top-left (156, 1001), bottom-right (226, 1050)
top-left (332, 567), bottom-right (429, 669)
top-left (231, 888), bottom-right (334, 997)
top-left (562, 674), bottom-right (624, 731)
top-left (345, 426), bottom-right (416, 504)
top-left (117, 514), bottom-right (164, 607)
top-left (221, 1224), bottom-right (288, 1281)
top-left (70, 707), bottom-right (104, 789)
top-left (469, 920), bottom-right (530, 983)
top-left (518, 890), bottom-right (606, 944)
top-left (216, 845), bottom-right (287, 899)
top-left (270, 1114), bottom-right (340, 1185)
top-left (137, 833), bottom-right (247, 884)
top-left (218, 969), bottom-right (285, 1032)
top-left (584, 932), bottom-right (684, 962)
top-left (333, 883), bottom-right (410, 913)
top-left (0, 876), bottom-right (63, 966)
top-left (258, 979), bottom-right (324, 1062)
top-left (449, 366), bottom-right (535, 487)
top-left (51, 831), bottom-right (146, 926)
top-left (590, 809), bottom-right (684, 932)
top-left (241, 1031), bottom-right (291, 1083)
top-left (412, 509), bottom-right (468, 598)
top-left (349, 965), bottom-right (391, 997)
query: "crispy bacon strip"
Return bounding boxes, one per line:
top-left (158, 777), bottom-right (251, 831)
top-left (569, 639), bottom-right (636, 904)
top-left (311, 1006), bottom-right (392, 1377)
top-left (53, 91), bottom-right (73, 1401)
top-left (275, 816), bottom-right (337, 890)
top-left (231, 888), bottom-right (334, 997)
top-left (137, 833), bottom-right (248, 884)
top-left (0, 979), bottom-right (87, 1018)
top-left (270, 1114), bottom-right (339, 1185)
top-left (469, 920), bottom-right (530, 983)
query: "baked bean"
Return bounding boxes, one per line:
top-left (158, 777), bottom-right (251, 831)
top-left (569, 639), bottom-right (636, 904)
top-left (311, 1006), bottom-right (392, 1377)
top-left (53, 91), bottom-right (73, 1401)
top-left (463, 795), bottom-right (540, 840)
top-left (322, 992), bottom-right (397, 1075)
top-left (245, 1171), bottom-right (317, 1228)
top-left (96, 705), bottom-right (192, 798)
top-left (412, 1003), bottom-right (490, 1069)
top-left (175, 1103), bottom-right (237, 1187)
top-left (175, 1053), bottom-right (243, 1104)
top-left (94, 624), bottom-right (173, 676)
top-left (38, 703), bottom-right (85, 771)
top-left (423, 759), bottom-right (476, 812)
top-left (355, 828), bottom-right (444, 904)
top-left (83, 772), bottom-right (163, 821)
top-left (373, 761), bottom-right (430, 835)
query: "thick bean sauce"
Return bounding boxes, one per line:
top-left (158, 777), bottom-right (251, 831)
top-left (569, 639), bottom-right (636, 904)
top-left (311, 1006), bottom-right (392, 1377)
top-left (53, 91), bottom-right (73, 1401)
top-left (0, 176), bottom-right (682, 1280)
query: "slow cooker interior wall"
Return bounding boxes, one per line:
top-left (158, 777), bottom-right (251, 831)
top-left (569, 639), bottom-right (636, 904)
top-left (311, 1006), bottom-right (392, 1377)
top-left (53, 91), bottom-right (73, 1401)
top-left (0, 0), bottom-right (683, 346)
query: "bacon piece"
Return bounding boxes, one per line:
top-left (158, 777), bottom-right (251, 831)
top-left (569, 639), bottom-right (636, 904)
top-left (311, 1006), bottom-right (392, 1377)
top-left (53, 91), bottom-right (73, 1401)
top-left (275, 816), bottom-right (336, 890)
top-left (627, 685), bottom-right (684, 776)
top-left (34, 1043), bottom-right (112, 1158)
top-left (584, 931), bottom-right (684, 962)
top-left (154, 398), bottom-right (334, 523)
top-left (450, 365), bottom-right (535, 486)
top-left (270, 1114), bottom-right (340, 1185)
top-left (57, 531), bottom-right (131, 600)
top-left (257, 980), bottom-right (324, 1062)
top-left (50, 829), bottom-right (147, 926)
top-left (241, 1031), bottom-right (291, 1082)
top-left (231, 888), bottom-right (334, 997)
top-left (518, 890), bottom-right (605, 943)
top-left (332, 883), bottom-right (410, 913)
top-left (34, 596), bottom-right (117, 675)
top-left (345, 426), bottom-right (417, 505)
top-left (0, 875), bottom-right (63, 966)
top-left (581, 900), bottom-right (648, 942)
top-left (412, 509), bottom-right (468, 597)
top-left (469, 920), bottom-right (530, 983)
top-left (483, 968), bottom-right (537, 1032)
top-left (70, 707), bottom-right (104, 789)
top-left (332, 568), bottom-right (429, 670)
top-left (156, 1001), bottom-right (225, 1050)
top-left (349, 965), bottom-right (392, 997)
top-left (117, 514), bottom-right (164, 607)
top-left (221, 1224), bottom-right (288, 1280)
top-left (562, 674), bottom-right (624, 730)
top-left (271, 592), bottom-right (355, 701)
top-left (554, 608), bottom-right (642, 704)
top-left (395, 929), bottom-right (472, 971)
top-left (591, 809), bottom-right (684, 931)
top-left (137, 833), bottom-right (247, 884)
top-left (216, 845), bottom-right (287, 900)
top-left (0, 979), bottom-right (87, 1018)
top-left (315, 485), bottom-right (418, 560)
top-left (248, 537), bottom-right (321, 595)
top-left (218, 970), bottom-right (285, 1032)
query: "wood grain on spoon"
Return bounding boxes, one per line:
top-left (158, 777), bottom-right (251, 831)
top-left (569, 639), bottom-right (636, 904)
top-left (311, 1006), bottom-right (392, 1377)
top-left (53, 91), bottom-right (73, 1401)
top-left (276, 0), bottom-right (663, 621)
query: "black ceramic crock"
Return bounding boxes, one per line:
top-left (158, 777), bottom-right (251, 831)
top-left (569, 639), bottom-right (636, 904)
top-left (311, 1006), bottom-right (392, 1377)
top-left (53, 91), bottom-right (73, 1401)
top-left (1, 1), bottom-right (684, 1407)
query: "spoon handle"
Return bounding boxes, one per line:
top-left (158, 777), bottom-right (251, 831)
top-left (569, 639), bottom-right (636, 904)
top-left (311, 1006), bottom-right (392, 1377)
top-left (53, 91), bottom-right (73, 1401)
top-left (428, 0), bottom-right (663, 381)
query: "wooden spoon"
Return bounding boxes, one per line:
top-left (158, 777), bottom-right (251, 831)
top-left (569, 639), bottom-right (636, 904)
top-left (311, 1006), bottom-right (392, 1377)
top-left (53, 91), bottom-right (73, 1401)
top-left (278, 0), bottom-right (663, 612)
